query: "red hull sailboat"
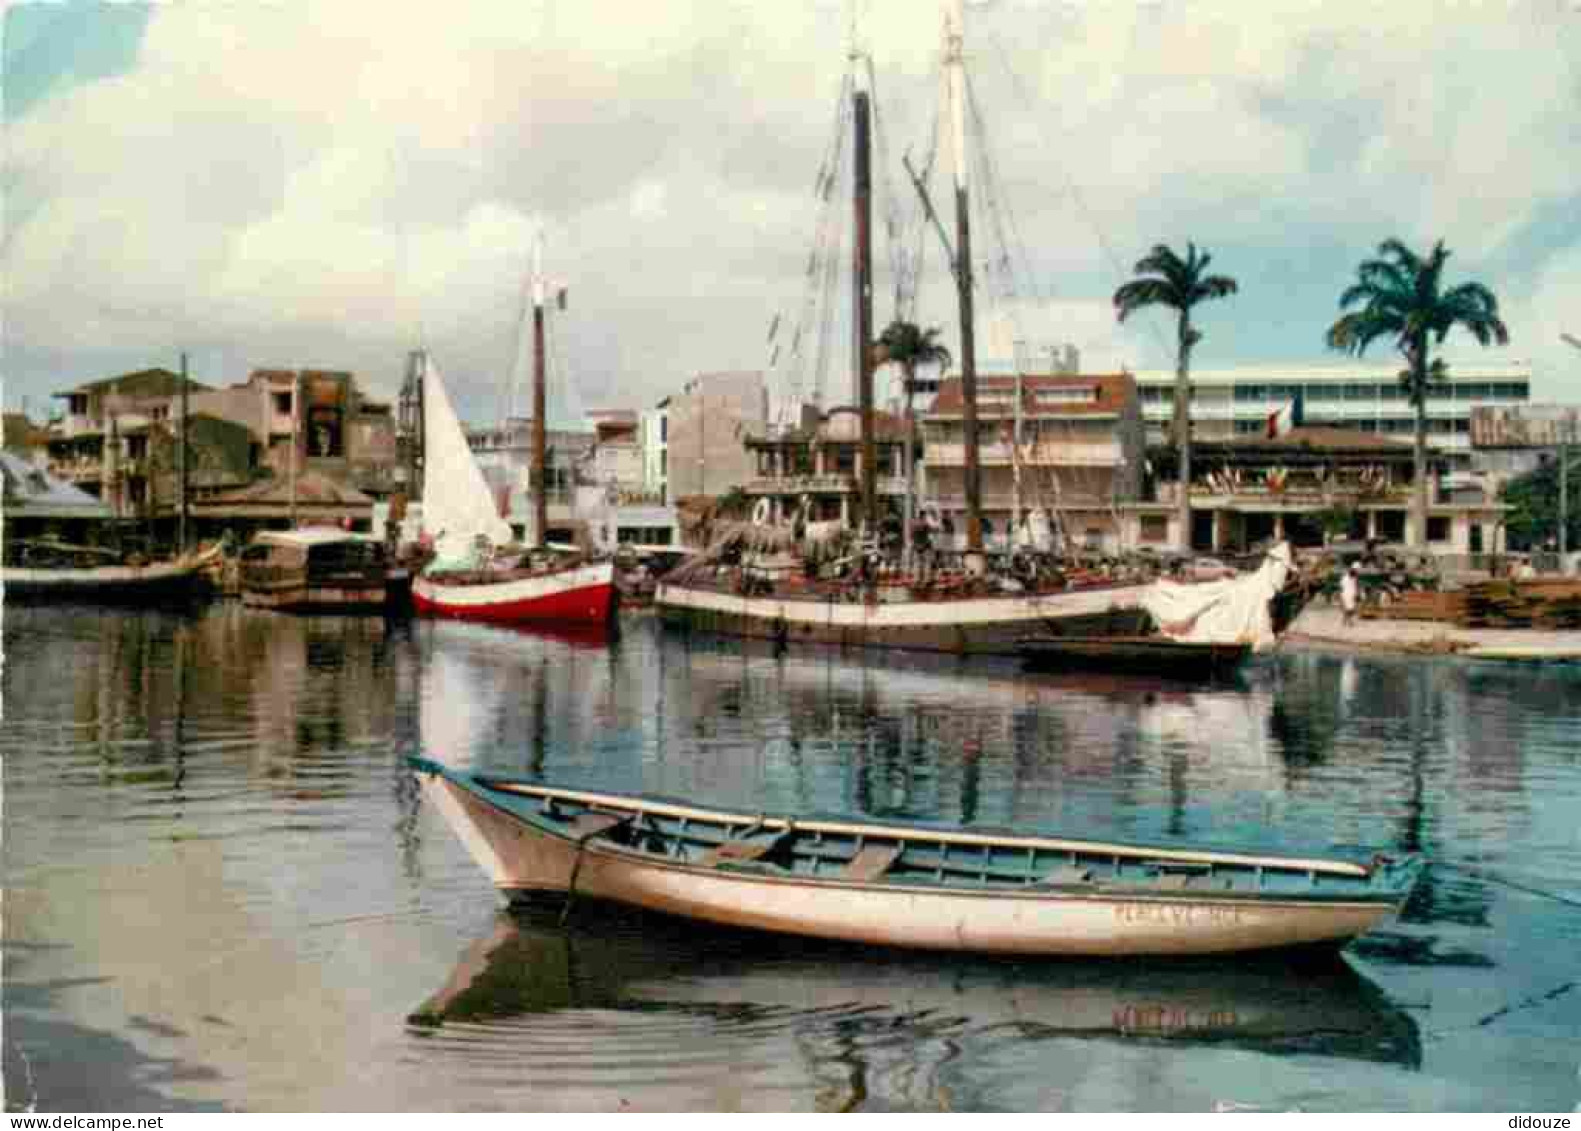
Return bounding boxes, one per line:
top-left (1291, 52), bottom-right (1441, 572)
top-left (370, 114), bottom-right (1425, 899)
top-left (411, 239), bottom-right (616, 630)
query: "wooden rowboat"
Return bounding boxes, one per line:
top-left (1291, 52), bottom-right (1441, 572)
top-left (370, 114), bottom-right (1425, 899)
top-left (411, 757), bottom-right (1422, 957)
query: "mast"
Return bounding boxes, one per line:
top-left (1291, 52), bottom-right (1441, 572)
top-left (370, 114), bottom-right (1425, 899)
top-left (945, 0), bottom-right (984, 566)
top-left (531, 235), bottom-right (548, 550)
top-left (178, 351), bottom-right (189, 553)
top-left (288, 370), bottom-right (299, 527)
top-left (853, 85), bottom-right (876, 535)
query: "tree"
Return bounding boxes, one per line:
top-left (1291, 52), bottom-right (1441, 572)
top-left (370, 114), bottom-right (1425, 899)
top-left (1326, 238), bottom-right (1509, 548)
top-left (1113, 243), bottom-right (1238, 552)
top-left (873, 320), bottom-right (953, 561)
top-left (1501, 457), bottom-right (1579, 551)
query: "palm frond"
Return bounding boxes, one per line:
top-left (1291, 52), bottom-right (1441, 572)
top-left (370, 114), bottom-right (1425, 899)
top-left (1113, 278), bottom-right (1180, 320)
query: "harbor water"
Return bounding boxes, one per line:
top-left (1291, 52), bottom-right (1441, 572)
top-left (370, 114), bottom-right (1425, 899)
top-left (3, 603), bottom-right (1579, 1111)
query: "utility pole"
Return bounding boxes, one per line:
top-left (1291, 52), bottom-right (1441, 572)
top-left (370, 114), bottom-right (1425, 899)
top-left (1560, 334), bottom-right (1581, 560)
top-left (289, 371), bottom-right (300, 527)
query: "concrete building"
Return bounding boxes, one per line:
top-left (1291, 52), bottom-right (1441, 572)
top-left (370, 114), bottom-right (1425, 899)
top-left (664, 371), bottom-right (767, 500)
top-left (642, 399), bottom-right (670, 503)
top-left (1131, 362), bottom-right (1532, 469)
top-left (921, 372), bottom-right (1147, 554)
top-left (742, 405), bottom-right (910, 527)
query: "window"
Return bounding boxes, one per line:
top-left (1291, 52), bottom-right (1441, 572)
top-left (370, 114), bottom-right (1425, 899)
top-left (1140, 515), bottom-right (1169, 543)
top-left (660, 415), bottom-right (668, 443)
top-left (273, 391), bottom-right (293, 416)
top-left (1427, 516), bottom-right (1451, 543)
top-left (835, 450), bottom-right (855, 475)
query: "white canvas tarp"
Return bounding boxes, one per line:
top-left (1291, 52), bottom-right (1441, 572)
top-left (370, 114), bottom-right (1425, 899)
top-left (1141, 542), bottom-right (1294, 652)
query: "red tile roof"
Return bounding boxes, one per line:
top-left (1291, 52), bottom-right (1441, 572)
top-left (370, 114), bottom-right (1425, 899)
top-left (927, 373), bottom-right (1137, 417)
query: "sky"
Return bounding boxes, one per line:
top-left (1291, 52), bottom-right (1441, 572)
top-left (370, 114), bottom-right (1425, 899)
top-left (4, 0), bottom-right (1580, 429)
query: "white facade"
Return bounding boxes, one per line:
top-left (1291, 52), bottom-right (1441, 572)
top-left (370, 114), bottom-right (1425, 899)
top-left (1130, 362), bottom-right (1533, 467)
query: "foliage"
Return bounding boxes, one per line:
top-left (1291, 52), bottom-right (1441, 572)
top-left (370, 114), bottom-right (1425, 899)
top-left (1501, 456), bottom-right (1581, 551)
top-left (873, 320), bottom-right (952, 394)
top-left (1325, 238), bottom-right (1508, 547)
top-left (1314, 503), bottom-right (1358, 543)
top-left (1112, 242), bottom-right (1238, 547)
top-left (1325, 239), bottom-right (1508, 407)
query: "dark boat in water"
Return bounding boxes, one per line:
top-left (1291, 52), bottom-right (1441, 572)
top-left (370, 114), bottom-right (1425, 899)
top-left (2, 542), bottom-right (219, 605)
top-left (1016, 636), bottom-right (1252, 679)
top-left (238, 527), bottom-right (394, 613)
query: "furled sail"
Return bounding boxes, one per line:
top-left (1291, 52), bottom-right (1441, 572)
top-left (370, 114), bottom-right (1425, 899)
top-left (1141, 542), bottom-right (1294, 652)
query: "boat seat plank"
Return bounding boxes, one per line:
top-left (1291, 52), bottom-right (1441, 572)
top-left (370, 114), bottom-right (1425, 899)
top-left (1042, 864), bottom-right (1094, 886)
top-left (696, 830), bottom-right (791, 869)
top-left (842, 843), bottom-right (903, 882)
top-left (567, 812), bottom-right (630, 842)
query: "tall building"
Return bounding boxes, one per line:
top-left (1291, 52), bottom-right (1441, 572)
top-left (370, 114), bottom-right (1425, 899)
top-left (1130, 362), bottom-right (1532, 468)
top-left (664, 371), bottom-right (767, 500)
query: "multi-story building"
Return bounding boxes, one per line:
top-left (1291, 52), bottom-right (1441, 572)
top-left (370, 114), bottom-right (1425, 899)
top-left (1131, 362), bottom-right (1532, 469)
top-left (920, 372), bottom-right (1147, 553)
top-left (742, 405), bottom-right (909, 527)
top-left (664, 371), bottom-right (767, 500)
top-left (1170, 426), bottom-right (1505, 557)
top-left (467, 417), bottom-right (592, 545)
top-left (641, 400), bottom-right (670, 503)
top-left (46, 366), bottom-right (398, 539)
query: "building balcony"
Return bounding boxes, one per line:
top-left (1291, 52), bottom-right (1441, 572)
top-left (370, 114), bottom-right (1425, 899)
top-left (742, 474), bottom-right (908, 497)
top-left (925, 441), bottom-right (1123, 467)
top-left (925, 491), bottom-right (1114, 512)
top-left (51, 415), bottom-right (104, 441)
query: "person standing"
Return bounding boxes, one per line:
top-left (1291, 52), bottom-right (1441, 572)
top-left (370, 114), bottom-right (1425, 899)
top-left (1340, 563), bottom-right (1361, 626)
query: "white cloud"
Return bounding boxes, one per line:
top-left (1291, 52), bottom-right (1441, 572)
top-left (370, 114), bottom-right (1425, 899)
top-left (5, 0), bottom-right (1578, 419)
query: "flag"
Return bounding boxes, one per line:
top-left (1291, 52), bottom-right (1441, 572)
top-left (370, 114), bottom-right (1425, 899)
top-left (1266, 400), bottom-right (1295, 439)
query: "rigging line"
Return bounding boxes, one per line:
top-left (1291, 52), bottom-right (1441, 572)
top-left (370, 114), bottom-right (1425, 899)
top-left (966, 67), bottom-right (1045, 316)
top-left (498, 266), bottom-right (533, 429)
top-left (865, 56), bottom-right (912, 330)
top-left (784, 70), bottom-right (854, 417)
top-left (983, 24), bottom-right (1175, 364)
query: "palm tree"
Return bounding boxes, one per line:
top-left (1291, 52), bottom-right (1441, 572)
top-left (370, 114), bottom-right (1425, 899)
top-left (1113, 243), bottom-right (1238, 552)
top-left (1327, 239), bottom-right (1508, 548)
top-left (873, 320), bottom-right (953, 561)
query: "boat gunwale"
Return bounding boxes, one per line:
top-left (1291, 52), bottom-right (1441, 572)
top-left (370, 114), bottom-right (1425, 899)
top-left (414, 760), bottom-right (1387, 880)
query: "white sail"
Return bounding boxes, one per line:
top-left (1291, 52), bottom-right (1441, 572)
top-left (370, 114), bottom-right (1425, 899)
top-left (421, 355), bottom-right (513, 565)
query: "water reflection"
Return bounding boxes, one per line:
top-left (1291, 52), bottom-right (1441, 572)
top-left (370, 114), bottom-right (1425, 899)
top-left (6, 606), bottom-right (1580, 1111)
top-left (409, 906), bottom-right (1422, 1111)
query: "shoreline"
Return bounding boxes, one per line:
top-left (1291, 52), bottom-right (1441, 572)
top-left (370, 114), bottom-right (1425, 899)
top-left (1283, 604), bottom-right (1581, 660)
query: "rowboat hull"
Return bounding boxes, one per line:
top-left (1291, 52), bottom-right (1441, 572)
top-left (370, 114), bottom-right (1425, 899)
top-left (2, 556), bottom-right (211, 604)
top-left (654, 579), bottom-right (1152, 656)
top-left (413, 560), bottom-right (616, 628)
top-left (414, 761), bottom-right (1420, 958)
